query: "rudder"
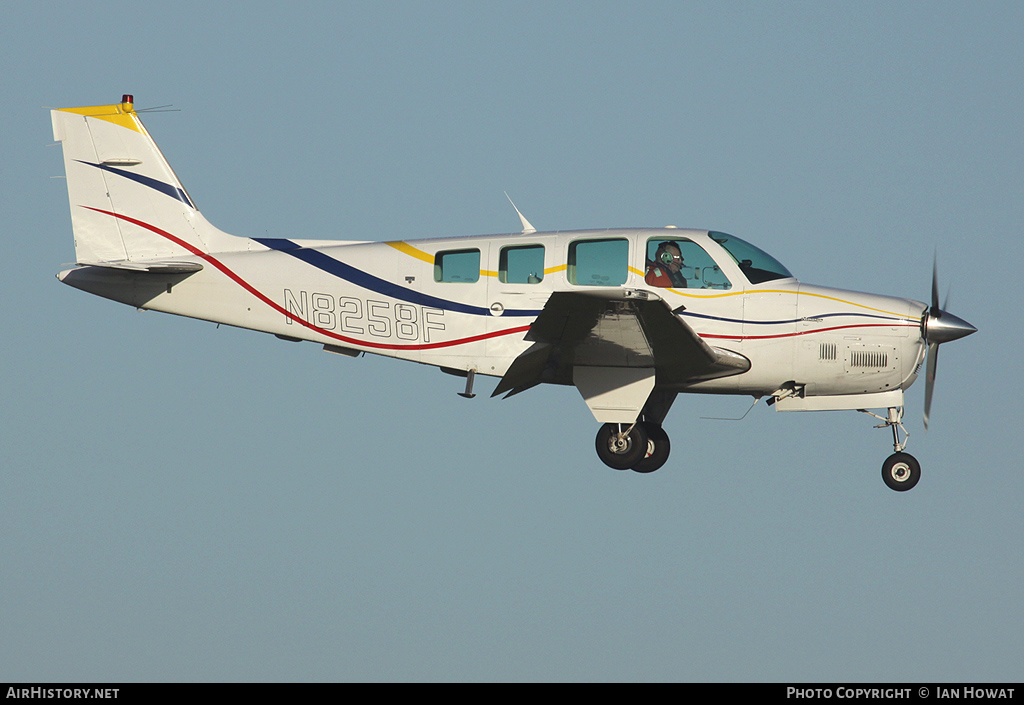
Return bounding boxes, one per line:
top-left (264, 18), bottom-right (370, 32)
top-left (51, 95), bottom-right (244, 264)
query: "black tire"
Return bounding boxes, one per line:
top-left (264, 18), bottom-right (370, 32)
top-left (631, 423), bottom-right (670, 474)
top-left (595, 423), bottom-right (649, 470)
top-left (881, 452), bottom-right (921, 491)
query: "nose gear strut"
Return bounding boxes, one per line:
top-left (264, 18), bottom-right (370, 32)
top-left (860, 406), bottom-right (920, 491)
top-left (860, 406), bottom-right (909, 453)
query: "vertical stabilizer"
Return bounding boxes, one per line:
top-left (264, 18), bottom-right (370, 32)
top-left (51, 95), bottom-right (245, 264)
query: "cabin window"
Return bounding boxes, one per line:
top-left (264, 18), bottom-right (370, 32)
top-left (499, 244), bottom-right (545, 284)
top-left (434, 248), bottom-right (481, 283)
top-left (568, 238), bottom-right (628, 286)
top-left (644, 237), bottom-right (732, 290)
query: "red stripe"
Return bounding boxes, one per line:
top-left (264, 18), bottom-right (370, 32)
top-left (83, 207), bottom-right (531, 351)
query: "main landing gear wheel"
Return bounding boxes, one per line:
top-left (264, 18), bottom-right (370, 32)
top-left (631, 423), bottom-right (670, 474)
top-left (595, 423), bottom-right (649, 470)
top-left (881, 452), bottom-right (921, 492)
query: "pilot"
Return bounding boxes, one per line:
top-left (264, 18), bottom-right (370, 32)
top-left (645, 241), bottom-right (687, 288)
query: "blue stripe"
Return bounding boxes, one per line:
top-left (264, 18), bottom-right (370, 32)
top-left (680, 311), bottom-right (901, 326)
top-left (78, 161), bottom-right (195, 208)
top-left (254, 238), bottom-right (541, 317)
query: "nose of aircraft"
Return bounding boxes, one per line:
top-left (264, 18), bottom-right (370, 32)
top-left (924, 309), bottom-right (977, 345)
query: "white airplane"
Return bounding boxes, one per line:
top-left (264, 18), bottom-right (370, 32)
top-left (51, 96), bottom-right (976, 490)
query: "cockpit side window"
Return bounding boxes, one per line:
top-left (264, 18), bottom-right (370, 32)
top-left (644, 238), bottom-right (732, 290)
top-left (709, 232), bottom-right (793, 284)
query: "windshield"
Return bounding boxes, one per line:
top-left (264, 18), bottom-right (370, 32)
top-left (709, 231), bottom-right (793, 284)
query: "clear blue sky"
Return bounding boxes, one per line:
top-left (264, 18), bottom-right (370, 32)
top-left (3, 0), bottom-right (1022, 682)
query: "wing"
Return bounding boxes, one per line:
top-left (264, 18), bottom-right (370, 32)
top-left (492, 289), bottom-right (749, 400)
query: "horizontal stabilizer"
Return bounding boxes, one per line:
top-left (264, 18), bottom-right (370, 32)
top-left (74, 260), bottom-right (203, 273)
top-left (57, 263), bottom-right (202, 308)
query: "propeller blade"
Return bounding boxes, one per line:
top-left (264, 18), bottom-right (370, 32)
top-left (923, 342), bottom-right (938, 430)
top-left (921, 257), bottom-right (975, 430)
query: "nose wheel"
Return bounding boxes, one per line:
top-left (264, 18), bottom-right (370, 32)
top-left (882, 452), bottom-right (921, 491)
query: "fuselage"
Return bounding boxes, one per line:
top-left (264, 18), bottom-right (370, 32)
top-left (60, 226), bottom-right (928, 401)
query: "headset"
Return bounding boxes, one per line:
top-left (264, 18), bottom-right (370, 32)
top-left (657, 241), bottom-right (682, 265)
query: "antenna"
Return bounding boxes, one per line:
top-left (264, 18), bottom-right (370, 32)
top-left (700, 396), bottom-right (761, 421)
top-left (504, 192), bottom-right (537, 234)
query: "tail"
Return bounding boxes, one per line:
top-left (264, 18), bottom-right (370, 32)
top-left (51, 95), bottom-right (245, 265)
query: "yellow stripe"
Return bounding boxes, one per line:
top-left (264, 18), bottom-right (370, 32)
top-left (379, 252), bottom-right (572, 281)
top-left (385, 241), bottom-right (435, 264)
top-left (774, 289), bottom-right (915, 318)
top-left (57, 101), bottom-right (143, 134)
top-left (376, 247), bottom-right (914, 320)
top-left (385, 242), bottom-right (497, 278)
top-left (665, 288), bottom-right (919, 319)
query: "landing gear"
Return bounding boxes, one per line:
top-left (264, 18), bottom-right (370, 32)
top-left (632, 423), bottom-right (670, 473)
top-left (595, 423), bottom-right (649, 470)
top-left (862, 406), bottom-right (922, 492)
top-left (594, 421), bottom-right (671, 473)
top-left (882, 452), bottom-right (921, 491)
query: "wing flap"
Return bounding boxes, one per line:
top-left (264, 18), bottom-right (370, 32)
top-left (491, 342), bottom-right (552, 398)
top-left (631, 295), bottom-right (749, 383)
top-left (494, 289), bottom-right (749, 397)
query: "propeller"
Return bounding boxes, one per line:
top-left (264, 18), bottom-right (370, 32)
top-left (921, 259), bottom-right (977, 429)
